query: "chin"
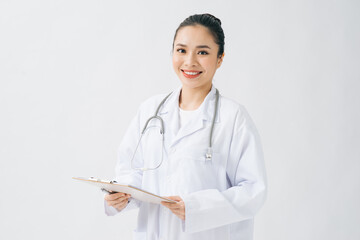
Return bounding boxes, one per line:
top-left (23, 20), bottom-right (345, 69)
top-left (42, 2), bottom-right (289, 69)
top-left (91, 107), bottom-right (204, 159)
top-left (180, 78), bottom-right (199, 88)
top-left (181, 81), bottom-right (210, 91)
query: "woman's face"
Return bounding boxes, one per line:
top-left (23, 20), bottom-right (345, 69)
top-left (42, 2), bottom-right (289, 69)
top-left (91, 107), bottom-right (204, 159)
top-left (172, 25), bottom-right (224, 91)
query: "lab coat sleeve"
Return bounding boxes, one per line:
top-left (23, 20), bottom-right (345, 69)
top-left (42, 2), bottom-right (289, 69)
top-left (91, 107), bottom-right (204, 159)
top-left (104, 108), bottom-right (144, 216)
top-left (182, 109), bottom-right (267, 233)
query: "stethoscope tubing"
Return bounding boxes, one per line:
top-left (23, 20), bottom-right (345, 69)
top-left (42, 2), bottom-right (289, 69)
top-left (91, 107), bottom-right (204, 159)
top-left (132, 88), bottom-right (219, 171)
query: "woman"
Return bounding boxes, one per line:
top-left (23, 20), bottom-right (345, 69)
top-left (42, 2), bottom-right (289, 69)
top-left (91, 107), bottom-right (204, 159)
top-left (105, 13), bottom-right (266, 240)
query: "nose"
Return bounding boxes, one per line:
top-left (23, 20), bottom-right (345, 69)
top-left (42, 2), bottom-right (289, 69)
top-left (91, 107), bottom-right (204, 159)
top-left (184, 52), bottom-right (198, 67)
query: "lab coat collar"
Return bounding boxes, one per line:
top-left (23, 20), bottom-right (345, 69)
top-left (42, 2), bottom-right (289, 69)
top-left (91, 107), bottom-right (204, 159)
top-left (159, 85), bottom-right (220, 124)
top-left (158, 85), bottom-right (221, 147)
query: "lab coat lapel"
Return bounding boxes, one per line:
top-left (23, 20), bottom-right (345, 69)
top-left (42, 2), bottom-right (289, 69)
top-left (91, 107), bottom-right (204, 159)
top-left (158, 87), bottom-right (181, 150)
top-left (160, 108), bottom-right (179, 149)
top-left (159, 85), bottom-right (219, 149)
top-left (172, 86), bottom-right (219, 145)
top-left (171, 111), bottom-right (204, 147)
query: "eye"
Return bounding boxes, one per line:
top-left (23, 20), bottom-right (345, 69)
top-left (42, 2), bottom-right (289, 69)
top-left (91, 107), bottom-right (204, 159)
top-left (198, 51), bottom-right (208, 55)
top-left (176, 48), bottom-right (186, 53)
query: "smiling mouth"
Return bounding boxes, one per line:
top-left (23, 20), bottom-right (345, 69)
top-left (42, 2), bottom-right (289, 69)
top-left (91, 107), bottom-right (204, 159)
top-left (181, 70), bottom-right (202, 79)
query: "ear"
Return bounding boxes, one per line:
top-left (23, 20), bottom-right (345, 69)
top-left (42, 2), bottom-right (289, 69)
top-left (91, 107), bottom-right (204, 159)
top-left (216, 53), bottom-right (225, 69)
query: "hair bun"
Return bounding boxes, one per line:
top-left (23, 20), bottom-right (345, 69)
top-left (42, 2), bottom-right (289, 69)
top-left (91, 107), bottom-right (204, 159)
top-left (205, 13), bottom-right (222, 25)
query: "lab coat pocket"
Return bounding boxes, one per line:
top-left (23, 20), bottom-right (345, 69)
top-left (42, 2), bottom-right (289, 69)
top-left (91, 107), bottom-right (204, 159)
top-left (179, 150), bottom-right (220, 192)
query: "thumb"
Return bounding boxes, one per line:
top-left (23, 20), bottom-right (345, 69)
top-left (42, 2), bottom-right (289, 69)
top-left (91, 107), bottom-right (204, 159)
top-left (166, 196), bottom-right (182, 202)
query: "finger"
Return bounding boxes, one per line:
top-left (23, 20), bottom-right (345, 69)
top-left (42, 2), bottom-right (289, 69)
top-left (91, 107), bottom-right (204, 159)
top-left (105, 193), bottom-right (130, 201)
top-left (162, 203), bottom-right (185, 220)
top-left (167, 203), bottom-right (184, 213)
top-left (166, 196), bottom-right (182, 201)
top-left (160, 202), bottom-right (169, 209)
top-left (110, 192), bottom-right (130, 199)
top-left (113, 202), bottom-right (126, 210)
top-left (167, 203), bottom-right (180, 210)
top-left (167, 200), bottom-right (182, 207)
top-left (162, 202), bottom-right (181, 211)
top-left (104, 192), bottom-right (124, 200)
top-left (113, 193), bottom-right (131, 200)
top-left (106, 196), bottom-right (129, 205)
top-left (161, 201), bottom-right (174, 208)
top-left (172, 208), bottom-right (184, 215)
top-left (170, 209), bottom-right (185, 220)
top-left (110, 197), bottom-right (129, 208)
top-left (107, 200), bottom-right (118, 207)
top-left (114, 198), bottom-right (128, 208)
top-left (106, 196), bottom-right (130, 206)
top-left (161, 199), bottom-right (179, 205)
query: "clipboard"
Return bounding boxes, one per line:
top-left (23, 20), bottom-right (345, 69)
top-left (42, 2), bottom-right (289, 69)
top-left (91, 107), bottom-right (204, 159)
top-left (72, 177), bottom-right (176, 204)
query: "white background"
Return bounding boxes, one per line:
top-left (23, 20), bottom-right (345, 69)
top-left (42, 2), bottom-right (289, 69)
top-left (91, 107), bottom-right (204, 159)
top-left (1, 0), bottom-right (359, 239)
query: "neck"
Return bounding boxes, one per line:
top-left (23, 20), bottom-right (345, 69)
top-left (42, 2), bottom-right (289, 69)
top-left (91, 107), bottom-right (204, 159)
top-left (179, 84), bottom-right (212, 110)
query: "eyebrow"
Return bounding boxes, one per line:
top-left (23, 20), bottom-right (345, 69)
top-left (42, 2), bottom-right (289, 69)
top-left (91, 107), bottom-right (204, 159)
top-left (175, 43), bottom-right (211, 49)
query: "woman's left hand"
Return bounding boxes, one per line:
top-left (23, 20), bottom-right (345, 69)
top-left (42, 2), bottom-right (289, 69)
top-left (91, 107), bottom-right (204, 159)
top-left (161, 196), bottom-right (185, 220)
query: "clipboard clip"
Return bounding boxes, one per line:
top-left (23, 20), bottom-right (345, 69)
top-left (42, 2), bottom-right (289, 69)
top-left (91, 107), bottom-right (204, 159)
top-left (89, 176), bottom-right (100, 182)
top-left (89, 177), bottom-right (117, 184)
top-left (88, 177), bottom-right (119, 194)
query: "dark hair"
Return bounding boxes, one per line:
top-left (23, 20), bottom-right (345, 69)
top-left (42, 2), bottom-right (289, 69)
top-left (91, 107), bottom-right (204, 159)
top-left (172, 13), bottom-right (225, 57)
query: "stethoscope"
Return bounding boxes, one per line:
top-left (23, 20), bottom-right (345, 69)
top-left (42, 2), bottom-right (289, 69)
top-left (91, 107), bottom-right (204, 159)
top-left (131, 88), bottom-right (219, 171)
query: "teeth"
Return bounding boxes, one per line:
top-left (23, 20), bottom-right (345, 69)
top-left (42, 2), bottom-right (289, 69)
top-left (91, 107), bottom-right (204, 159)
top-left (184, 71), bottom-right (200, 75)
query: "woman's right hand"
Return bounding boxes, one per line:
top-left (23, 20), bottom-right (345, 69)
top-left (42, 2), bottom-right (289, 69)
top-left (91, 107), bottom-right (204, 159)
top-left (104, 192), bottom-right (131, 211)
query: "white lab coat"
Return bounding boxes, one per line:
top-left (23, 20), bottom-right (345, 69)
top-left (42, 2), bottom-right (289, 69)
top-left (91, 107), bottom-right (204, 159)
top-left (105, 85), bottom-right (267, 240)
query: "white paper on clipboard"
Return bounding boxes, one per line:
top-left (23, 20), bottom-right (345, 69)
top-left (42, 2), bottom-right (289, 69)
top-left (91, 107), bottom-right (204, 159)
top-left (72, 177), bottom-right (176, 204)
